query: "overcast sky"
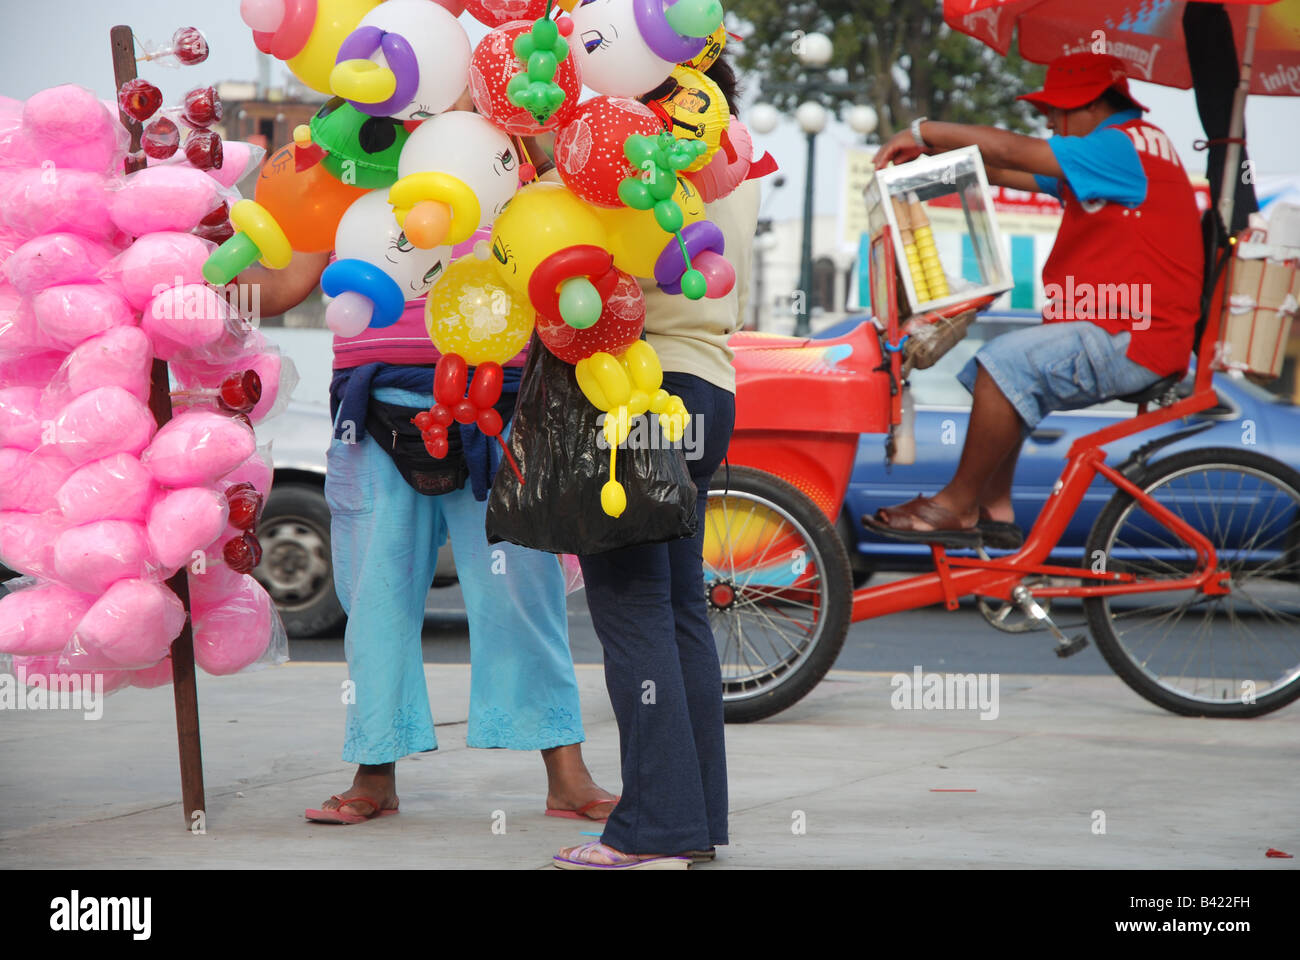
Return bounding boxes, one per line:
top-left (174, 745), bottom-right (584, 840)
top-left (3, 0), bottom-right (1296, 225)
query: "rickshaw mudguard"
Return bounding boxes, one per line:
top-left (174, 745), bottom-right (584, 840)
top-left (727, 321), bottom-right (889, 520)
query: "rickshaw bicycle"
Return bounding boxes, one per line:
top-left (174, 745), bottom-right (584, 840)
top-left (706, 227), bottom-right (1300, 723)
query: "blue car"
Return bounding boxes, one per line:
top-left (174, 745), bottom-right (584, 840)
top-left (818, 311), bottom-right (1300, 584)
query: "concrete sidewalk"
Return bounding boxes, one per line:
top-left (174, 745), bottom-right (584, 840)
top-left (0, 662), bottom-right (1296, 869)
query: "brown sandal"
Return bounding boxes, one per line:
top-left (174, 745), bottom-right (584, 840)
top-left (862, 495), bottom-right (982, 548)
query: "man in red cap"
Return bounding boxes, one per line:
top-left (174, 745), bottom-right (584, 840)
top-left (866, 52), bottom-right (1204, 546)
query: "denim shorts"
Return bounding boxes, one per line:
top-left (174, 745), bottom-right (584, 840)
top-left (956, 322), bottom-right (1161, 432)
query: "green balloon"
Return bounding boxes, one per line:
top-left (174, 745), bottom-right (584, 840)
top-left (653, 200), bottom-right (683, 233)
top-left (665, 0), bottom-right (724, 38)
top-left (531, 18), bottom-right (558, 47)
top-left (647, 170), bottom-right (677, 202)
top-left (680, 268), bottom-right (708, 300)
top-left (202, 232), bottom-right (260, 286)
top-left (559, 277), bottom-right (603, 329)
top-left (618, 178), bottom-right (654, 210)
top-left (528, 50), bottom-right (557, 80)
top-left (623, 135), bottom-right (658, 168)
top-left (513, 34), bottom-right (536, 59)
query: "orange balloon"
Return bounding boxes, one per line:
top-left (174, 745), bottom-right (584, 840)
top-left (253, 144), bottom-right (367, 253)
top-left (403, 200), bottom-right (452, 249)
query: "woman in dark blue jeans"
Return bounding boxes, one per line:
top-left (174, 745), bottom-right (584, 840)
top-left (554, 55), bottom-right (762, 869)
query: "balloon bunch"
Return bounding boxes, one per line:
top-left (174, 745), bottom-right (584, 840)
top-left (507, 6), bottom-right (572, 125)
top-left (0, 75), bottom-right (292, 695)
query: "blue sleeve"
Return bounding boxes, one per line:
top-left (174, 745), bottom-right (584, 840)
top-left (1033, 174), bottom-right (1061, 199)
top-left (1048, 126), bottom-right (1148, 206)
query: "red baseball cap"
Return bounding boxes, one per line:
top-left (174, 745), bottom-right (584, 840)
top-left (1017, 52), bottom-right (1148, 112)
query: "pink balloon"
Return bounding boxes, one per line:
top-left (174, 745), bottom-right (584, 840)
top-left (240, 0), bottom-right (286, 32)
top-left (141, 283), bottom-right (232, 360)
top-left (59, 325), bottom-right (153, 401)
top-left (0, 168), bottom-right (114, 242)
top-left (53, 519), bottom-right (153, 594)
top-left (56, 452), bottom-right (155, 524)
top-left (694, 250), bottom-right (736, 299)
top-left (4, 233), bottom-right (114, 296)
top-left (0, 581), bottom-right (95, 656)
top-left (0, 510), bottom-right (69, 578)
top-left (192, 575), bottom-right (274, 675)
top-left (75, 578), bottom-right (186, 668)
top-left (22, 85), bottom-right (125, 173)
top-left (0, 385), bottom-right (48, 449)
top-left (141, 409), bottom-right (256, 486)
top-left (0, 447), bottom-right (75, 512)
top-left (32, 283), bottom-right (134, 349)
top-left (110, 231), bottom-right (213, 310)
top-left (50, 386), bottom-right (156, 465)
top-left (325, 291), bottom-right (373, 337)
top-left (686, 119), bottom-right (753, 204)
top-left (147, 486), bottom-right (229, 570)
top-left (108, 165), bottom-right (221, 236)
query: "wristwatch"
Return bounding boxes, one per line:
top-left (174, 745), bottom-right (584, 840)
top-left (910, 116), bottom-right (929, 150)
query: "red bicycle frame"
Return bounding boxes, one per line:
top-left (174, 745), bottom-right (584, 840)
top-left (845, 226), bottom-right (1233, 623)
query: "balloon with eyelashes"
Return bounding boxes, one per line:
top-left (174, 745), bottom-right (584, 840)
top-left (568, 0), bottom-right (720, 97)
top-left (323, 189), bottom-right (451, 337)
top-left (329, 0), bottom-right (472, 122)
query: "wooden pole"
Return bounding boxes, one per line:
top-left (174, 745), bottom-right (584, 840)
top-left (110, 24), bottom-right (206, 829)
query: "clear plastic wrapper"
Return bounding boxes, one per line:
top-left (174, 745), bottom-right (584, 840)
top-left (0, 577), bottom-right (95, 656)
top-left (0, 287), bottom-right (61, 360)
top-left (0, 446), bottom-right (75, 513)
top-left (46, 325), bottom-right (152, 404)
top-left (31, 283), bottom-right (134, 349)
top-left (0, 384), bottom-right (50, 449)
top-left (0, 351), bottom-right (66, 389)
top-left (100, 231), bottom-right (214, 311)
top-left (52, 519), bottom-right (157, 594)
top-left (10, 650), bottom-right (133, 696)
top-left (21, 85), bottom-right (128, 176)
top-left (0, 509), bottom-right (70, 579)
top-left (72, 577), bottom-right (186, 669)
top-left (46, 385), bottom-right (156, 465)
top-left (140, 408), bottom-right (256, 486)
top-left (142, 282), bottom-right (235, 360)
top-left (0, 168), bottom-right (115, 242)
top-left (146, 486), bottom-right (229, 570)
top-left (4, 232), bottom-right (117, 296)
top-left (190, 571), bottom-right (286, 675)
top-left (55, 452), bottom-right (156, 524)
top-left (106, 165), bottom-right (222, 236)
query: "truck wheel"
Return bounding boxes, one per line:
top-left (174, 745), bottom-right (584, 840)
top-left (251, 482), bottom-right (346, 639)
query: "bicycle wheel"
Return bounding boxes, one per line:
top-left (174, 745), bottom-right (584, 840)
top-left (1084, 447), bottom-right (1300, 718)
top-left (705, 466), bottom-right (853, 723)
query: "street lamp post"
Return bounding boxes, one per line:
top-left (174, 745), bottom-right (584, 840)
top-left (749, 32), bottom-right (877, 338)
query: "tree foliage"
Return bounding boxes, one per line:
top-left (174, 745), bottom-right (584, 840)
top-left (727, 0), bottom-right (1046, 138)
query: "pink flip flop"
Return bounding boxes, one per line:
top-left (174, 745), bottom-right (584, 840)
top-left (553, 841), bottom-right (691, 870)
top-left (545, 797), bottom-right (620, 822)
top-left (304, 794), bottom-right (400, 825)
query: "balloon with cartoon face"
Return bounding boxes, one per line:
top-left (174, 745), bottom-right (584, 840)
top-left (330, 0), bottom-right (471, 121)
top-left (322, 189), bottom-right (451, 336)
top-left (489, 182), bottom-right (606, 299)
top-left (392, 111), bottom-right (521, 252)
top-left (569, 0), bottom-right (720, 97)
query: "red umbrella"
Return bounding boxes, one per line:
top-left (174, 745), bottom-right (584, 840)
top-left (943, 0), bottom-right (1300, 229)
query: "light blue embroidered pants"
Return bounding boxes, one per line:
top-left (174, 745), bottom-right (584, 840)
top-left (325, 386), bottom-right (585, 764)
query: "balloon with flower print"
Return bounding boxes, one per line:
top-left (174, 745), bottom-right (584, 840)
top-left (469, 19), bottom-right (584, 137)
top-left (464, 0), bottom-right (550, 28)
top-left (553, 96), bottom-right (663, 208)
top-left (426, 255), bottom-right (535, 365)
top-left (534, 268), bottom-right (645, 364)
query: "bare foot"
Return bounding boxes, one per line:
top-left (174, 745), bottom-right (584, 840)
top-left (542, 744), bottom-right (617, 819)
top-left (318, 762), bottom-right (399, 816)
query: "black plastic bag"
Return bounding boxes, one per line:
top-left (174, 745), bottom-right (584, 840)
top-left (486, 337), bottom-right (697, 555)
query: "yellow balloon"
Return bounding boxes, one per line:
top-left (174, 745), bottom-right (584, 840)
top-left (602, 406), bottom-right (632, 446)
top-left (682, 24), bottom-right (727, 72)
top-left (576, 351), bottom-right (631, 411)
top-left (601, 480), bottom-right (627, 518)
top-left (590, 178), bottom-right (706, 278)
top-left (655, 66), bottom-right (731, 172)
top-left (426, 256), bottom-right (535, 365)
top-left (489, 182), bottom-right (607, 299)
top-left (619, 340), bottom-right (663, 394)
top-left (286, 0), bottom-right (382, 96)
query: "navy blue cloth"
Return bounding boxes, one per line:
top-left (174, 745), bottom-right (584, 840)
top-left (578, 372), bottom-right (736, 855)
top-left (329, 362), bottom-right (523, 502)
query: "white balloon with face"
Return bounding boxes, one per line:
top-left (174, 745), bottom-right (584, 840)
top-left (335, 190), bottom-right (452, 300)
top-left (569, 0), bottom-right (676, 97)
top-left (348, 0), bottom-right (471, 121)
top-left (397, 112), bottom-right (520, 228)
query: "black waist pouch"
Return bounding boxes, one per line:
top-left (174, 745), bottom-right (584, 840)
top-left (364, 390), bottom-right (519, 497)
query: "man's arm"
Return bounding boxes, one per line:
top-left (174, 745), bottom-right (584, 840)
top-left (983, 166), bottom-right (1047, 193)
top-left (875, 121), bottom-right (1064, 181)
top-left (234, 250), bottom-right (330, 318)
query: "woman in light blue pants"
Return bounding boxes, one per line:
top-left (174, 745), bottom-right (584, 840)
top-left (309, 385), bottom-right (615, 822)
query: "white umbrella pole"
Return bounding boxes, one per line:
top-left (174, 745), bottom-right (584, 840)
top-left (1217, 3), bottom-right (1261, 234)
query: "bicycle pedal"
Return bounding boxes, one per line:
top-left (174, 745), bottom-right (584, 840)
top-left (1054, 635), bottom-right (1089, 659)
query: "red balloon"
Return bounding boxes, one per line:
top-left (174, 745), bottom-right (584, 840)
top-left (535, 269), bottom-right (647, 364)
top-left (434, 354), bottom-right (468, 406)
top-left (469, 20), bottom-right (583, 136)
top-left (430, 403), bottom-right (454, 427)
top-left (553, 97), bottom-right (663, 208)
top-left (464, 0), bottom-right (549, 28)
top-left (453, 399), bottom-right (477, 424)
top-left (476, 407), bottom-right (504, 436)
top-left (468, 362), bottom-right (504, 409)
top-left (426, 436), bottom-right (450, 459)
